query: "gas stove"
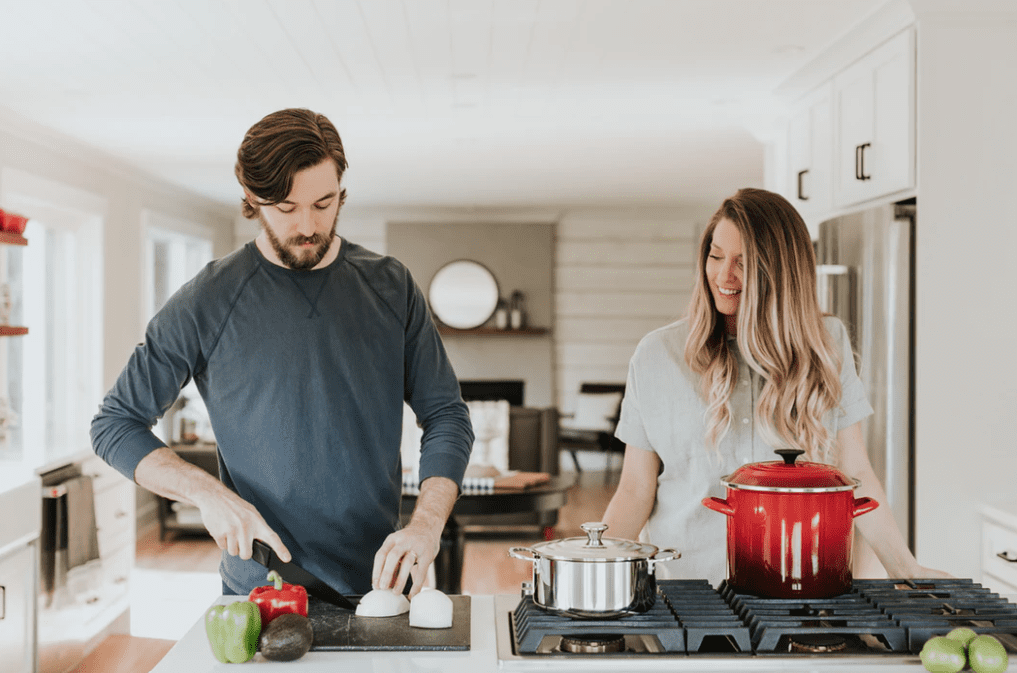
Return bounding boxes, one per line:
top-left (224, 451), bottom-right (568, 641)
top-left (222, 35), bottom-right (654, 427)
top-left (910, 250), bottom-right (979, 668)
top-left (495, 578), bottom-right (1017, 670)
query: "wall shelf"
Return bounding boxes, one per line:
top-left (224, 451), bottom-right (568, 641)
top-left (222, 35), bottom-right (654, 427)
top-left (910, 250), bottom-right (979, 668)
top-left (437, 326), bottom-right (549, 336)
top-left (0, 231), bottom-right (28, 246)
top-left (0, 325), bottom-right (28, 336)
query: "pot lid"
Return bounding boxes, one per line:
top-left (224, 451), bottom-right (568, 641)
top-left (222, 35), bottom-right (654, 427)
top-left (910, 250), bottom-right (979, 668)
top-left (722, 449), bottom-right (859, 493)
top-left (530, 522), bottom-right (660, 561)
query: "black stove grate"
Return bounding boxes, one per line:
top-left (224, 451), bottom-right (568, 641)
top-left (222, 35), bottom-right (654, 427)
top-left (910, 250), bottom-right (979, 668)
top-left (511, 594), bottom-right (684, 654)
top-left (657, 579), bottom-right (752, 653)
top-left (507, 578), bottom-right (1017, 657)
top-left (854, 578), bottom-right (1017, 652)
top-left (719, 581), bottom-right (908, 654)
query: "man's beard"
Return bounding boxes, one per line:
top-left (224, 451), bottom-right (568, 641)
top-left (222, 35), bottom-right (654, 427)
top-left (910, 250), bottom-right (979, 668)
top-left (261, 213), bottom-right (339, 270)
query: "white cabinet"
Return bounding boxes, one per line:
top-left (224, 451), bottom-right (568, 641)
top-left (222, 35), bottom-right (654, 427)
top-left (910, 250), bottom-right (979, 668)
top-left (37, 455), bottom-right (135, 671)
top-left (832, 28), bottom-right (915, 208)
top-left (0, 541), bottom-right (37, 673)
top-left (77, 454), bottom-right (135, 608)
top-left (981, 503), bottom-right (1017, 595)
top-left (786, 83), bottom-right (834, 224)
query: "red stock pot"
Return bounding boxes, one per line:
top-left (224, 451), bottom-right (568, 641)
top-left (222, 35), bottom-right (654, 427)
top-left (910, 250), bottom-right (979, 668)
top-left (702, 449), bottom-right (879, 599)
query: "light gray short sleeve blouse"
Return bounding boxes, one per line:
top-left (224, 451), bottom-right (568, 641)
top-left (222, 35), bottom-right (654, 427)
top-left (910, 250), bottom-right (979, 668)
top-left (614, 315), bottom-right (873, 588)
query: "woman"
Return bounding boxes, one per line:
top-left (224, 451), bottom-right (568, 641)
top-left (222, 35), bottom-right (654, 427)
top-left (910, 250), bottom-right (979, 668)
top-left (602, 188), bottom-right (946, 587)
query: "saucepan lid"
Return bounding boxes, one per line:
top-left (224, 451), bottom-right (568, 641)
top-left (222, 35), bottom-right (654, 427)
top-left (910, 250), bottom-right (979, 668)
top-left (527, 522), bottom-right (661, 562)
top-left (721, 449), bottom-right (859, 493)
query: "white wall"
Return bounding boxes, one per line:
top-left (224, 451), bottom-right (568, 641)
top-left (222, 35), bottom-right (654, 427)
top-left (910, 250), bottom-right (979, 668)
top-left (911, 12), bottom-right (1017, 579)
top-left (0, 110), bottom-right (235, 394)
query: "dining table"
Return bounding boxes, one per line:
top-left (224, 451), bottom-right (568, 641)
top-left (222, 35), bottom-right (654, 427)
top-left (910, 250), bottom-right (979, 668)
top-left (401, 474), bottom-right (575, 593)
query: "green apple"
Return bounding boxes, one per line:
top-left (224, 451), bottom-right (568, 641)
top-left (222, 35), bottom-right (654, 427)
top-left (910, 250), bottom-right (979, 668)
top-left (968, 634), bottom-right (1008, 673)
top-left (945, 627), bottom-right (979, 648)
top-left (920, 636), bottom-right (967, 673)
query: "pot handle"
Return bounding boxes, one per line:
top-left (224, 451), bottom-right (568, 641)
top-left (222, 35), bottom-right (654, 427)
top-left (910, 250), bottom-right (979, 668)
top-left (508, 546), bottom-right (539, 562)
top-left (648, 548), bottom-right (681, 571)
top-left (852, 496), bottom-right (879, 518)
top-left (702, 496), bottom-right (735, 516)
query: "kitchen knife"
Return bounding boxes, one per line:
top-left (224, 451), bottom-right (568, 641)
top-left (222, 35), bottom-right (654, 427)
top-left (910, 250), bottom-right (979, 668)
top-left (251, 539), bottom-right (357, 610)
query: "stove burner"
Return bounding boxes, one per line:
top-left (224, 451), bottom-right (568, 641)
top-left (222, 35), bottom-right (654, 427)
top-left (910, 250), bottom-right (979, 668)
top-left (789, 633), bottom-right (848, 653)
top-left (559, 634), bottom-right (626, 654)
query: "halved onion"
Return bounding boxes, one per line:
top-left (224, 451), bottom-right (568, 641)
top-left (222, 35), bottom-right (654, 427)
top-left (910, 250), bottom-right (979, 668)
top-left (409, 588), bottom-right (453, 628)
top-left (355, 589), bottom-right (410, 617)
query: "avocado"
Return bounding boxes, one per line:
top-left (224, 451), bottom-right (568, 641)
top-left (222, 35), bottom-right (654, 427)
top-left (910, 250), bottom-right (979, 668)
top-left (259, 613), bottom-right (314, 661)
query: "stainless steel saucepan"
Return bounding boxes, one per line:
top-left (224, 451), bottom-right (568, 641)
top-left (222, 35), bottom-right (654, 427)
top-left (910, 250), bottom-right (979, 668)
top-left (508, 521), bottom-right (680, 619)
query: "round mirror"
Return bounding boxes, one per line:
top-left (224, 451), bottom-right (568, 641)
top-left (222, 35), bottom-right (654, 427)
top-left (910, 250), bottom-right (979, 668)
top-left (428, 260), bottom-right (500, 329)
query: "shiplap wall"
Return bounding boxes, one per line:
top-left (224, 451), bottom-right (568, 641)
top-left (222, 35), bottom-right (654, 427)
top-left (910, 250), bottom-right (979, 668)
top-left (554, 206), bottom-right (713, 416)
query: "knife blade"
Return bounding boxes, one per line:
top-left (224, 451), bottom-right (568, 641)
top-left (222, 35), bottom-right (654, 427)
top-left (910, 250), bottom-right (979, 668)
top-left (251, 539), bottom-right (357, 610)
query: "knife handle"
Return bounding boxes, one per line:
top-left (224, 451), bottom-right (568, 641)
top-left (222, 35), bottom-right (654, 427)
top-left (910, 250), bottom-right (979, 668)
top-left (251, 539), bottom-right (273, 567)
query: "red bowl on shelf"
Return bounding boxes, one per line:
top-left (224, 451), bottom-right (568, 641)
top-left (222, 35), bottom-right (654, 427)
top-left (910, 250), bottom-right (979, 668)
top-left (0, 209), bottom-right (28, 234)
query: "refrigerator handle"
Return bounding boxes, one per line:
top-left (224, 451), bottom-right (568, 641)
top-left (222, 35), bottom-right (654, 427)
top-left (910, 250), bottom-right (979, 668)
top-left (816, 264), bottom-right (850, 314)
top-left (797, 169), bottom-right (809, 201)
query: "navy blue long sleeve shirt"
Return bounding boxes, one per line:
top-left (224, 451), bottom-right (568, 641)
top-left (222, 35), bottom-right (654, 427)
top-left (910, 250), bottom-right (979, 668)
top-left (91, 239), bottom-right (474, 594)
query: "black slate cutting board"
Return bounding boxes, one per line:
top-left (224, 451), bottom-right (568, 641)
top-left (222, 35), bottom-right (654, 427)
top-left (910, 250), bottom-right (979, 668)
top-left (306, 595), bottom-right (471, 651)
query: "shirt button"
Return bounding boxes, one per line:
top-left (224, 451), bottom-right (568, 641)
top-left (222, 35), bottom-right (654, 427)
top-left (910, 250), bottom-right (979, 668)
top-left (742, 379), bottom-right (749, 386)
top-left (742, 418), bottom-right (749, 424)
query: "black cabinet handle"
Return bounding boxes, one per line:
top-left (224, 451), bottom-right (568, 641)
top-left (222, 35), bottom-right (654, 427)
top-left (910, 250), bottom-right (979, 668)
top-left (797, 169), bottom-right (809, 201)
top-left (855, 142), bottom-right (871, 181)
top-left (998, 550), bottom-right (1017, 563)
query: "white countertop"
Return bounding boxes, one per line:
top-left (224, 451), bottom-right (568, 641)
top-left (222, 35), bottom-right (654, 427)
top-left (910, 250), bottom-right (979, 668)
top-left (984, 500), bottom-right (1017, 531)
top-left (153, 595), bottom-right (1016, 672)
top-left (0, 464), bottom-right (41, 554)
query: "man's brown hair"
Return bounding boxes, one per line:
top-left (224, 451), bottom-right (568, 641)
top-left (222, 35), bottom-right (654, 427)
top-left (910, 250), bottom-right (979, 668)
top-left (235, 108), bottom-right (348, 218)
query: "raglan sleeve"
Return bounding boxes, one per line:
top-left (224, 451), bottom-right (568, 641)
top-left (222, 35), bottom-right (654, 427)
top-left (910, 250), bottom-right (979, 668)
top-left (90, 285), bottom-right (206, 482)
top-left (401, 269), bottom-right (474, 489)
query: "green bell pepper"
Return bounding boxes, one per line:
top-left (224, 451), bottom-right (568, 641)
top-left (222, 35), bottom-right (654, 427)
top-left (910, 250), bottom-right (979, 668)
top-left (205, 600), bottom-right (262, 663)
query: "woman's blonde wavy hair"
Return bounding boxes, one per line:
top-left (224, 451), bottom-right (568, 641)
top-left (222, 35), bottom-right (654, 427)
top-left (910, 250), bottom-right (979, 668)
top-left (684, 188), bottom-right (843, 461)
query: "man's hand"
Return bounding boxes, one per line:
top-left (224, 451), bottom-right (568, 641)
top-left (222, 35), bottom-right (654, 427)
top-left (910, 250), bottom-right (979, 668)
top-left (372, 476), bottom-right (457, 597)
top-left (193, 487), bottom-right (291, 563)
top-left (372, 522), bottom-right (440, 599)
top-left (135, 446), bottom-right (291, 563)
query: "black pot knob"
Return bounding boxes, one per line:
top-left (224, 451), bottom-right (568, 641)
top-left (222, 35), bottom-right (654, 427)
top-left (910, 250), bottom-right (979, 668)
top-left (775, 449), bottom-right (806, 465)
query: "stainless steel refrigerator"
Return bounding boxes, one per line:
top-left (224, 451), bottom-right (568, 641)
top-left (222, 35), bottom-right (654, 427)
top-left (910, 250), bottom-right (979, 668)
top-left (815, 200), bottom-right (915, 551)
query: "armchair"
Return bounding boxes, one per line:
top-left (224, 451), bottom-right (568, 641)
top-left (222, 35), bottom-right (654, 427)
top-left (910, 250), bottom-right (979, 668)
top-left (558, 383), bottom-right (626, 473)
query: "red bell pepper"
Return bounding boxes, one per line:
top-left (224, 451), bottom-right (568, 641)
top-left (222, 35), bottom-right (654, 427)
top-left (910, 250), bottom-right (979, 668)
top-left (249, 570), bottom-right (308, 626)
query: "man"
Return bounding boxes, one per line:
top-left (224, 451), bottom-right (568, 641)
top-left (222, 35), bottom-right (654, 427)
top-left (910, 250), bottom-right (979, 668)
top-left (91, 108), bottom-right (474, 598)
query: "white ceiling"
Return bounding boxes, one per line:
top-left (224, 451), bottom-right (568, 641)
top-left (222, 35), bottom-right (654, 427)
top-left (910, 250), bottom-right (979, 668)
top-left (0, 0), bottom-right (890, 210)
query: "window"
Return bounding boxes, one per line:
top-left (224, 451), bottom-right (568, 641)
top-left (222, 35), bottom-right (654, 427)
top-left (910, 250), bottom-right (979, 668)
top-left (0, 169), bottom-right (104, 469)
top-left (143, 214), bottom-right (214, 325)
top-left (142, 212), bottom-right (214, 443)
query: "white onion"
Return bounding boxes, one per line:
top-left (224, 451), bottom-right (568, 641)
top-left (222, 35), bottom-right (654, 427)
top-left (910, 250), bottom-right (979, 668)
top-left (409, 588), bottom-right (454, 629)
top-left (355, 589), bottom-right (410, 617)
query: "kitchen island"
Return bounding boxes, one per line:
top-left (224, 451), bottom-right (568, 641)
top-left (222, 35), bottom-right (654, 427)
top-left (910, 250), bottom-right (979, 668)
top-left (152, 594), bottom-right (1016, 672)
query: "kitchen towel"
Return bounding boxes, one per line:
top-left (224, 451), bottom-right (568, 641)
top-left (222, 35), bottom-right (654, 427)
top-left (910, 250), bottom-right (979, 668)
top-left (64, 475), bottom-right (101, 570)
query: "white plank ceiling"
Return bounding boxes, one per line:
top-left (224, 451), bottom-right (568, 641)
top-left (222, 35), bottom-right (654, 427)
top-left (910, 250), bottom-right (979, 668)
top-left (0, 0), bottom-right (887, 209)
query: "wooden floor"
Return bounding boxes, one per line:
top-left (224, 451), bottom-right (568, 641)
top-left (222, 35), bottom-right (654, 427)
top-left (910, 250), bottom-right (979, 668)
top-left (72, 470), bottom-right (619, 673)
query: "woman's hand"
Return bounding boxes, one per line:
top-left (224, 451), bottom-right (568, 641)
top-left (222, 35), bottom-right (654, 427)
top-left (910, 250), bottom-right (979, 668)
top-left (910, 566), bottom-right (954, 580)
